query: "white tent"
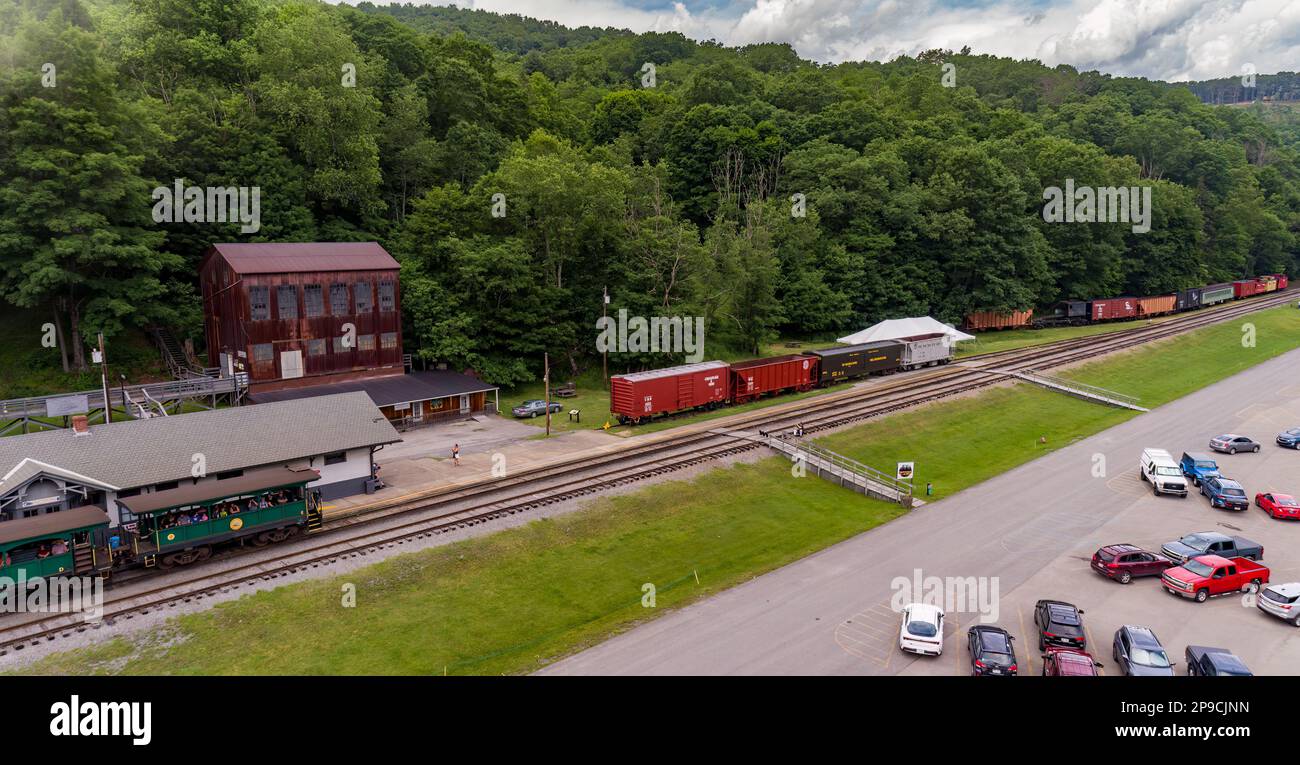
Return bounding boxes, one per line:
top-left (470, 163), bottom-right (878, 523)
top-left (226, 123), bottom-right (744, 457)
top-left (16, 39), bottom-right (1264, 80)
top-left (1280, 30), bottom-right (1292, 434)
top-left (837, 316), bottom-right (975, 345)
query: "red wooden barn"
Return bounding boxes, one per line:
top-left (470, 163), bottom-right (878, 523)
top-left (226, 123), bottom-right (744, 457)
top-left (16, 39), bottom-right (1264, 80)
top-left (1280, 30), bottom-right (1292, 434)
top-left (201, 242), bottom-right (404, 393)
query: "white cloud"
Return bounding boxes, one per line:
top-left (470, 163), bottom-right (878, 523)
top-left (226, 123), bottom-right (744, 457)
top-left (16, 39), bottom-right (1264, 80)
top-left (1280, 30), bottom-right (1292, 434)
top-left (358, 0), bottom-right (1300, 81)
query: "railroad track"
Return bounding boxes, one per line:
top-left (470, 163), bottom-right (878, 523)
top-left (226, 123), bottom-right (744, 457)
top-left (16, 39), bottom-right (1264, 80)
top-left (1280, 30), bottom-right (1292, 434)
top-left (1, 290), bottom-right (1293, 654)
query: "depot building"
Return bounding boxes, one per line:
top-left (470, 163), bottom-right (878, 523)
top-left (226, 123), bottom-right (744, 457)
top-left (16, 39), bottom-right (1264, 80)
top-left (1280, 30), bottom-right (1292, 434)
top-left (0, 392), bottom-right (400, 527)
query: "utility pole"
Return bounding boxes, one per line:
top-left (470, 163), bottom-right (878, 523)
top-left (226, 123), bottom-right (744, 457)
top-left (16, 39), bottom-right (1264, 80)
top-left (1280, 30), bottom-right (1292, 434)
top-left (602, 286), bottom-right (609, 390)
top-left (95, 332), bottom-right (111, 424)
top-left (543, 352), bottom-right (551, 437)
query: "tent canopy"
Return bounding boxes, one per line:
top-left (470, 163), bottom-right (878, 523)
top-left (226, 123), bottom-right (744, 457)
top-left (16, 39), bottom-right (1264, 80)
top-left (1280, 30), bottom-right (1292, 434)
top-left (837, 316), bottom-right (975, 345)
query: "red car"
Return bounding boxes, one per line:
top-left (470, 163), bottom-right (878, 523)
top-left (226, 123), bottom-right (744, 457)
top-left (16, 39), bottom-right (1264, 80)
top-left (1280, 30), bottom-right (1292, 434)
top-left (1041, 647), bottom-right (1102, 676)
top-left (1255, 492), bottom-right (1300, 520)
top-left (1091, 544), bottom-right (1174, 584)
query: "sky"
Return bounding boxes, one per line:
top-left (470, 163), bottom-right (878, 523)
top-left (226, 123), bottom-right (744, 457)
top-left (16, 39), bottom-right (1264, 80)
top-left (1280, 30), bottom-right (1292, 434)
top-left (372, 0), bottom-right (1300, 82)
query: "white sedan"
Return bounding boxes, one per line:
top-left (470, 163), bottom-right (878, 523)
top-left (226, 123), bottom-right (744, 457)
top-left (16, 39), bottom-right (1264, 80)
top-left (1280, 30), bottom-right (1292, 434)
top-left (899, 603), bottom-right (945, 656)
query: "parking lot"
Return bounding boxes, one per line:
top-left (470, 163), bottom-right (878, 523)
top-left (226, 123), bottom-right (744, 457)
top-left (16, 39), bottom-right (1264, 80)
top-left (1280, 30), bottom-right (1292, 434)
top-left (545, 349), bottom-right (1300, 676)
top-left (899, 383), bottom-right (1300, 676)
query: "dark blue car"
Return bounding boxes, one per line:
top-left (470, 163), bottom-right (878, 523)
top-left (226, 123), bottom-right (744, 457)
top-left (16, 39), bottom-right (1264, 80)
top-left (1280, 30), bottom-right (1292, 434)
top-left (1201, 475), bottom-right (1248, 511)
top-left (1179, 452), bottom-right (1220, 487)
top-left (1277, 428), bottom-right (1300, 449)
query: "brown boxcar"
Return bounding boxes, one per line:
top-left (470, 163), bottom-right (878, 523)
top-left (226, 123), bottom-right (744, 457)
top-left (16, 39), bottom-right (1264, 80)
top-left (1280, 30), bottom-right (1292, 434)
top-left (729, 355), bottom-right (817, 404)
top-left (1136, 295), bottom-right (1176, 317)
top-left (1090, 297), bottom-right (1137, 321)
top-left (609, 361), bottom-right (730, 424)
top-left (964, 310), bottom-right (1033, 331)
top-left (1233, 279), bottom-right (1259, 299)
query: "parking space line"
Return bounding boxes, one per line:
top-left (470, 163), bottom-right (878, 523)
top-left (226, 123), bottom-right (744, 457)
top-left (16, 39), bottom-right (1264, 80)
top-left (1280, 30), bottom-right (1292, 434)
top-left (1017, 606), bottom-right (1035, 675)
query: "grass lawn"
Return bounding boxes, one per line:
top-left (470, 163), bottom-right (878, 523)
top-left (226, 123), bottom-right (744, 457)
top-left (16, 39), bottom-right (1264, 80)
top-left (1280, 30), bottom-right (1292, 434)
top-left (17, 461), bottom-right (907, 676)
top-left (15, 306), bottom-right (1300, 676)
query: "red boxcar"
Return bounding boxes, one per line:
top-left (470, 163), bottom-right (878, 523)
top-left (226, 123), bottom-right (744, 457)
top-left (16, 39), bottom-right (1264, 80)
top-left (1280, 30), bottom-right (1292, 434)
top-left (1277, 274), bottom-right (1289, 290)
top-left (1136, 295), bottom-right (1176, 317)
top-left (730, 354), bottom-right (817, 404)
top-left (610, 360), bottom-right (730, 424)
top-left (1233, 280), bottom-right (1259, 299)
top-left (1091, 298), bottom-right (1137, 321)
top-left (965, 310), bottom-right (1033, 331)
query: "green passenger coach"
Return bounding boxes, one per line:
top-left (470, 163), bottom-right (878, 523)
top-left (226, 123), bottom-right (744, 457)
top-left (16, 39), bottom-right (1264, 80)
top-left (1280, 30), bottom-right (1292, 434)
top-left (0, 466), bottom-right (321, 580)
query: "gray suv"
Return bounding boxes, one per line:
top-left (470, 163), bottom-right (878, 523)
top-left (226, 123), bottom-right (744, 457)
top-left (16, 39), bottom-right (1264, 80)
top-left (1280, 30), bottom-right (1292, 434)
top-left (1112, 625), bottom-right (1175, 676)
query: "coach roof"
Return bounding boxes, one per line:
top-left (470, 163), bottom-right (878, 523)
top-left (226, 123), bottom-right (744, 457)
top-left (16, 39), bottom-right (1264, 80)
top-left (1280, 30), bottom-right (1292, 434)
top-left (0, 392), bottom-right (400, 494)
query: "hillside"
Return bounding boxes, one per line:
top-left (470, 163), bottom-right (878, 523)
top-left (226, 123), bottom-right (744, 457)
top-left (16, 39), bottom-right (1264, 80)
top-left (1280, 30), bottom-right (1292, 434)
top-left (1, 0), bottom-right (1297, 390)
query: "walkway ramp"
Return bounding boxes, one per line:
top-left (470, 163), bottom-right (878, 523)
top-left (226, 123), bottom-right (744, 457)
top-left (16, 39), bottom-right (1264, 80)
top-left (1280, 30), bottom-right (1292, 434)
top-left (978, 368), bottom-right (1148, 411)
top-left (718, 429), bottom-right (913, 505)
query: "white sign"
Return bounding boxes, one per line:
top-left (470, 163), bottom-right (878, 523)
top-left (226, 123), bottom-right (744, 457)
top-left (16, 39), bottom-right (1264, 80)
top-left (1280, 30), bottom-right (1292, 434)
top-left (46, 394), bottom-right (89, 417)
top-left (896, 461), bottom-right (915, 480)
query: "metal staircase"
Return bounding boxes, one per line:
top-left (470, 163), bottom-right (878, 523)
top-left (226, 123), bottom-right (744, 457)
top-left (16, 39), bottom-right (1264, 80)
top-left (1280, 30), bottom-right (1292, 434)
top-left (977, 367), bottom-right (1147, 411)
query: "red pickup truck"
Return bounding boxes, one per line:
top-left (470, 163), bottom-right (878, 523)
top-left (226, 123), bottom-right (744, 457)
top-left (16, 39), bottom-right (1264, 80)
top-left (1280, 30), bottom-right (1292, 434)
top-left (1162, 555), bottom-right (1270, 603)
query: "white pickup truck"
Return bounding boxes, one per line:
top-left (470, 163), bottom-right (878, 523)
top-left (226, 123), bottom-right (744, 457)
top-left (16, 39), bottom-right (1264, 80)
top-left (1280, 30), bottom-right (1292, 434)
top-left (1140, 448), bottom-right (1188, 497)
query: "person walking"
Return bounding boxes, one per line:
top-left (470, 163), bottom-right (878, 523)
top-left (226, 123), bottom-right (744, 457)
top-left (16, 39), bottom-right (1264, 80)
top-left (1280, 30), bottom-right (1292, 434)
top-left (452, 443), bottom-right (461, 467)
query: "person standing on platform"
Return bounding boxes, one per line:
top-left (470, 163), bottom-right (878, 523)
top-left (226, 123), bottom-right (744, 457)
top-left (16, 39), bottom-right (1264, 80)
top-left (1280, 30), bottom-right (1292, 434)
top-left (452, 443), bottom-right (461, 467)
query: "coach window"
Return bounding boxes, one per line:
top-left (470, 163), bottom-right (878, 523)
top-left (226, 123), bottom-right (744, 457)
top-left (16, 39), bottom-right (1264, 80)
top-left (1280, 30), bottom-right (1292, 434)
top-left (277, 284), bottom-right (298, 320)
top-left (249, 286), bottom-right (270, 321)
top-left (304, 284), bottom-right (324, 318)
top-left (354, 282), bottom-right (373, 313)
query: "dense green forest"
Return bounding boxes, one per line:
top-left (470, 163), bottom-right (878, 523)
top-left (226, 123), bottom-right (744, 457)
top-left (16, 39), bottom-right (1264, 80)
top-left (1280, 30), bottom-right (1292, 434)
top-left (1, 0), bottom-right (1298, 386)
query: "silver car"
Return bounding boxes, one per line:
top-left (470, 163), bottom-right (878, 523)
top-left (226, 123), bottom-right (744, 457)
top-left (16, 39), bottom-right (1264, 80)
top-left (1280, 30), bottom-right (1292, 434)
top-left (1209, 434), bottom-right (1260, 454)
top-left (1257, 582), bottom-right (1300, 626)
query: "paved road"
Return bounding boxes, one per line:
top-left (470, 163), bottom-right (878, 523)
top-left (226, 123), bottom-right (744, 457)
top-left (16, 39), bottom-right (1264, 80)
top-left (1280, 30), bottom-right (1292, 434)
top-left (544, 347), bottom-right (1300, 675)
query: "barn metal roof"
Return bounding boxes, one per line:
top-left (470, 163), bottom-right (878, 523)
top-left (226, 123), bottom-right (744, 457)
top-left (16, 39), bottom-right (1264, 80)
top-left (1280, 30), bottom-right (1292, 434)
top-left (0, 392), bottom-right (400, 495)
top-left (248, 371), bottom-right (498, 407)
top-left (209, 242), bottom-right (399, 274)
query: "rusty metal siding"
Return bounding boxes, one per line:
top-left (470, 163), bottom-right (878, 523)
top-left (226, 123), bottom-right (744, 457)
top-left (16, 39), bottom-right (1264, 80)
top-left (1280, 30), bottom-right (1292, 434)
top-left (201, 245), bottom-right (403, 388)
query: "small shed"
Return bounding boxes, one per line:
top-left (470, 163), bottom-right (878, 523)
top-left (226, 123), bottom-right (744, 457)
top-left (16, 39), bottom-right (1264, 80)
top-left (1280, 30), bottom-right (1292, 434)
top-left (248, 371), bottom-right (500, 429)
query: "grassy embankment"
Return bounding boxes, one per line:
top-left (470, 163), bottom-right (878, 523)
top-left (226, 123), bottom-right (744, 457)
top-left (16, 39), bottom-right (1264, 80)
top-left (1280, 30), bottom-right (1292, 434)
top-left (15, 306), bottom-right (1299, 675)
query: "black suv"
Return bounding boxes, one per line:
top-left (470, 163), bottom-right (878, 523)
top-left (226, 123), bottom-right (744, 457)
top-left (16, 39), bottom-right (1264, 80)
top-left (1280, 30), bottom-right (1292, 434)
top-left (1034, 599), bottom-right (1086, 651)
top-left (967, 625), bottom-right (1018, 676)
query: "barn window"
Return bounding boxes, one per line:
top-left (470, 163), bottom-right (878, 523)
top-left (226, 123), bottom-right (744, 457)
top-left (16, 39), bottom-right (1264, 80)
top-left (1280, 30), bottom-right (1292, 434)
top-left (253, 343), bottom-right (273, 363)
top-left (329, 283), bottom-right (349, 315)
top-left (306, 338), bottom-right (326, 356)
top-left (249, 286), bottom-right (270, 321)
top-left (277, 285), bottom-right (298, 319)
top-left (332, 336), bottom-right (350, 353)
top-left (304, 284), bottom-right (324, 317)
top-left (324, 451), bottom-right (347, 466)
top-left (356, 334), bottom-right (375, 351)
top-left (154, 481), bottom-right (179, 492)
top-left (379, 281), bottom-right (395, 312)
top-left (354, 282), bottom-right (373, 313)
top-left (381, 332), bottom-right (398, 350)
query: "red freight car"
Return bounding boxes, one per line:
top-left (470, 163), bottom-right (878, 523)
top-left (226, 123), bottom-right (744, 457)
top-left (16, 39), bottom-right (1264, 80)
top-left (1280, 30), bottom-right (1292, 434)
top-left (1255, 276), bottom-right (1278, 293)
top-left (609, 360), bottom-right (730, 424)
top-left (1233, 279), bottom-right (1259, 299)
top-left (964, 310), bottom-right (1033, 331)
top-left (730, 354), bottom-right (817, 404)
top-left (1277, 274), bottom-right (1289, 290)
top-left (1136, 295), bottom-right (1177, 317)
top-left (1091, 297), bottom-right (1137, 321)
